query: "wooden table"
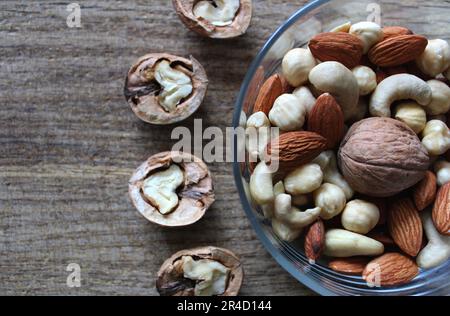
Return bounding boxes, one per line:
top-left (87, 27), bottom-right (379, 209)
top-left (1, 0), bottom-right (448, 296)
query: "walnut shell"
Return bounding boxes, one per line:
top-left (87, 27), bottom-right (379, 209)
top-left (124, 53), bottom-right (208, 125)
top-left (156, 246), bottom-right (243, 296)
top-left (338, 117), bottom-right (429, 197)
top-left (128, 151), bottom-right (215, 227)
top-left (173, 0), bottom-right (252, 39)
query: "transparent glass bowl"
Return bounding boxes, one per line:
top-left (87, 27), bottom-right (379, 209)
top-left (233, 0), bottom-right (450, 295)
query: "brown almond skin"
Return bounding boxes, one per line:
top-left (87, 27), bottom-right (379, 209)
top-left (156, 246), bottom-right (243, 296)
top-left (253, 74), bottom-right (283, 115)
top-left (368, 34), bottom-right (428, 67)
top-left (309, 32), bottom-right (364, 69)
top-left (304, 219), bottom-right (325, 261)
top-left (172, 0), bottom-right (252, 39)
top-left (363, 253), bottom-right (419, 287)
top-left (307, 93), bottom-right (345, 149)
top-left (432, 182), bottom-right (450, 235)
top-left (388, 198), bottom-right (423, 257)
top-left (243, 66), bottom-right (264, 113)
top-left (413, 171), bottom-right (437, 211)
top-left (329, 257), bottom-right (369, 275)
top-left (265, 131), bottom-right (327, 172)
top-left (382, 26), bottom-right (413, 39)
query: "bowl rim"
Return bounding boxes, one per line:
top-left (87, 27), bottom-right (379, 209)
top-left (232, 0), bottom-right (337, 296)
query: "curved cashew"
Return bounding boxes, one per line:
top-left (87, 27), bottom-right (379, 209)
top-left (245, 112), bottom-right (271, 161)
top-left (417, 211), bottom-right (450, 269)
top-left (349, 21), bottom-right (383, 54)
top-left (282, 48), bottom-right (317, 87)
top-left (274, 193), bottom-right (321, 229)
top-left (312, 151), bottom-right (354, 200)
top-left (250, 162), bottom-right (274, 205)
top-left (425, 80), bottom-right (450, 115)
top-left (369, 74), bottom-right (432, 117)
top-left (416, 39), bottom-right (450, 77)
top-left (434, 160), bottom-right (450, 186)
top-left (284, 163), bottom-right (323, 195)
top-left (292, 86), bottom-right (316, 114)
top-left (421, 120), bottom-right (450, 156)
top-left (272, 219), bottom-right (303, 242)
top-left (313, 183), bottom-right (347, 220)
top-left (269, 94), bottom-right (306, 131)
top-left (261, 181), bottom-right (285, 219)
top-left (309, 61), bottom-right (359, 121)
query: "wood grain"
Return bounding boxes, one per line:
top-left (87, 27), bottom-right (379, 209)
top-left (1, 0), bottom-right (449, 296)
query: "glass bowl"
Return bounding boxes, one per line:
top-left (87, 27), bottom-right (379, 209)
top-left (233, 0), bottom-right (450, 296)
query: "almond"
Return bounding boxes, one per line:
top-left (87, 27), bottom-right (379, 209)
top-left (388, 197), bottom-right (423, 256)
top-left (432, 182), bottom-right (450, 235)
top-left (264, 131), bottom-right (327, 172)
top-left (304, 219), bottom-right (325, 261)
top-left (363, 253), bottom-right (419, 287)
top-left (252, 74), bottom-right (283, 115)
top-left (328, 257), bottom-right (369, 275)
top-left (307, 93), bottom-right (345, 149)
top-left (243, 66), bottom-right (264, 113)
top-left (382, 26), bottom-right (413, 40)
top-left (413, 171), bottom-right (437, 211)
top-left (309, 32), bottom-right (363, 69)
top-left (368, 34), bottom-right (428, 67)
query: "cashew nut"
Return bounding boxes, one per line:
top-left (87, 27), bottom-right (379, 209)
top-left (308, 61), bottom-right (360, 121)
top-left (425, 80), bottom-right (450, 115)
top-left (324, 229), bottom-right (384, 257)
top-left (261, 181), bottom-right (285, 219)
top-left (142, 164), bottom-right (184, 215)
top-left (416, 39), bottom-right (450, 77)
top-left (421, 120), bottom-right (450, 156)
top-left (416, 211), bottom-right (450, 269)
top-left (282, 48), bottom-right (317, 87)
top-left (249, 162), bottom-right (274, 205)
top-left (312, 151), bottom-right (354, 200)
top-left (274, 193), bottom-right (321, 229)
top-left (369, 74), bottom-right (432, 117)
top-left (393, 101), bottom-right (427, 134)
top-left (272, 219), bottom-right (302, 242)
top-left (434, 160), bottom-right (450, 186)
top-left (268, 94), bottom-right (306, 131)
top-left (313, 183), bottom-right (346, 220)
top-left (155, 60), bottom-right (193, 112)
top-left (292, 86), bottom-right (317, 114)
top-left (284, 163), bottom-right (323, 195)
top-left (349, 21), bottom-right (383, 54)
top-left (330, 21), bottom-right (351, 33)
top-left (352, 66), bottom-right (377, 96)
top-left (245, 111), bottom-right (271, 161)
top-left (341, 199), bottom-right (380, 234)
top-left (193, 0), bottom-right (240, 26)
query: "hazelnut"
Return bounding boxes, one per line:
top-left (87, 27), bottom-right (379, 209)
top-left (128, 151), bottom-right (214, 227)
top-left (124, 53), bottom-right (208, 125)
top-left (156, 246), bottom-right (243, 296)
top-left (173, 0), bottom-right (252, 39)
top-left (393, 101), bottom-right (427, 134)
top-left (338, 117), bottom-right (429, 197)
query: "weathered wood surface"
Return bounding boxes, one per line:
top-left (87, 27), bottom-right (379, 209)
top-left (0, 0), bottom-right (449, 296)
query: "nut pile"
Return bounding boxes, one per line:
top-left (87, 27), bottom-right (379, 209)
top-left (245, 21), bottom-right (450, 287)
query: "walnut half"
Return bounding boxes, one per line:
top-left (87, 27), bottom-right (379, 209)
top-left (173, 0), bottom-right (252, 39)
top-left (124, 53), bottom-right (208, 125)
top-left (128, 151), bottom-right (215, 227)
top-left (156, 246), bottom-right (244, 296)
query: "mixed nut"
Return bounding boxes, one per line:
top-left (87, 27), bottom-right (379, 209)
top-left (245, 21), bottom-right (450, 287)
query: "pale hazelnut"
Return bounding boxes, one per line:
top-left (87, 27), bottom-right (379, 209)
top-left (416, 39), bottom-right (450, 77)
top-left (292, 86), bottom-right (316, 114)
top-left (422, 120), bottom-right (450, 156)
top-left (425, 80), bottom-right (450, 115)
top-left (434, 160), bottom-right (450, 186)
top-left (313, 183), bottom-right (346, 220)
top-left (282, 48), bottom-right (317, 87)
top-left (341, 199), bottom-right (380, 234)
top-left (393, 101), bottom-right (427, 134)
top-left (349, 21), bottom-right (383, 54)
top-left (352, 66), bottom-right (377, 96)
top-left (268, 94), bottom-right (306, 131)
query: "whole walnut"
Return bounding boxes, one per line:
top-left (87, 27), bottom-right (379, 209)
top-left (338, 117), bottom-right (429, 197)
